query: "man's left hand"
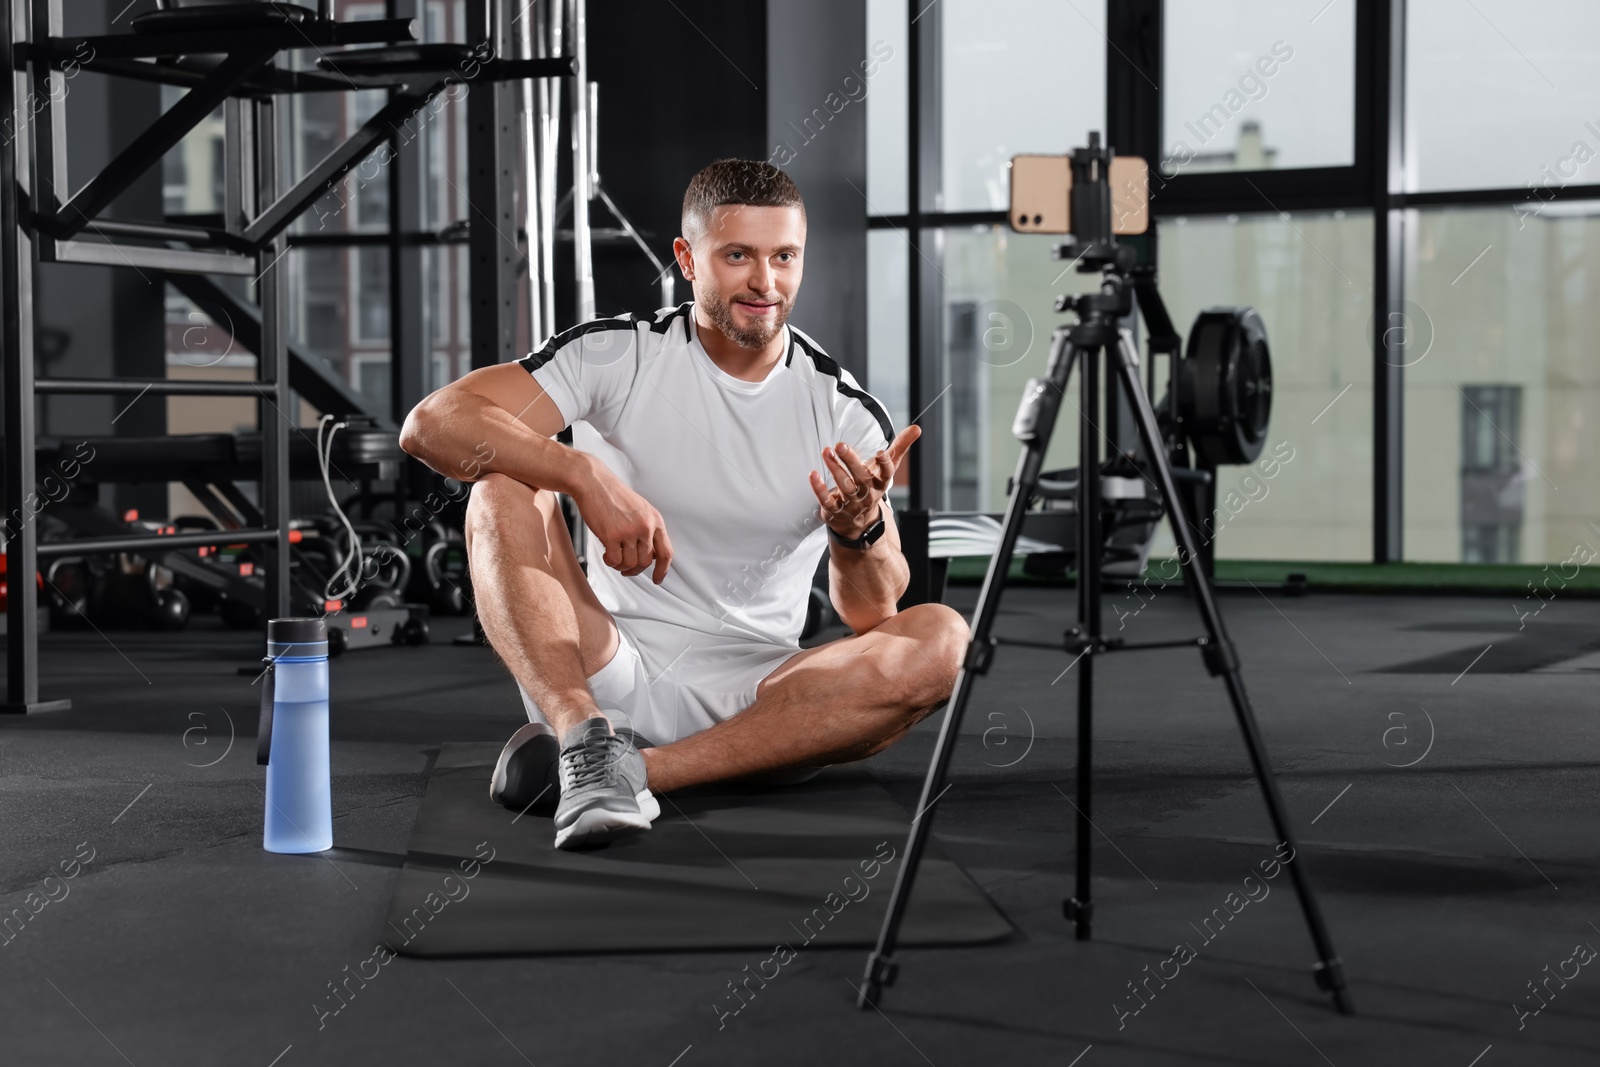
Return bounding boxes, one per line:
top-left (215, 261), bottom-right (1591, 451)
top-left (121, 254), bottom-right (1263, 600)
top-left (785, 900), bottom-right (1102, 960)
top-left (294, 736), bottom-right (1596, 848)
top-left (809, 425), bottom-right (922, 540)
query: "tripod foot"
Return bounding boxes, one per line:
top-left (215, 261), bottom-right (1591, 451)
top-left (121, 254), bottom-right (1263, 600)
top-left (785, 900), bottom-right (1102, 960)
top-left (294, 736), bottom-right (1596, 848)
top-left (1314, 957), bottom-right (1355, 1015)
top-left (857, 952), bottom-right (898, 1009)
top-left (1064, 897), bottom-right (1094, 940)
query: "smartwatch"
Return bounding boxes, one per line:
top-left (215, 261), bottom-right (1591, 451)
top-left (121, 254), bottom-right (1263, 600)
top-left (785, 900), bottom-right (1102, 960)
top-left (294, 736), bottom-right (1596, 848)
top-left (828, 502), bottom-right (888, 550)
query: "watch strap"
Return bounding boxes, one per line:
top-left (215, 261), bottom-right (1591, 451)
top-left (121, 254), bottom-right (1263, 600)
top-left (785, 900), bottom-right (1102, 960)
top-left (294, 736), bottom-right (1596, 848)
top-left (828, 501), bottom-right (887, 549)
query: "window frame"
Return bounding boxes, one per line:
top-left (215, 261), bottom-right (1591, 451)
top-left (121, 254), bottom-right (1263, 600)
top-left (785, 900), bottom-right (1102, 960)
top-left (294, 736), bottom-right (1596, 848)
top-left (866, 0), bottom-right (1600, 564)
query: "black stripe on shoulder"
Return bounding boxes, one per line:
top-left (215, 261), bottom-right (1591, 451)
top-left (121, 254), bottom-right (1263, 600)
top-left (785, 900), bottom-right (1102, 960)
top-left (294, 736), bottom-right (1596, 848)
top-left (517, 314), bottom-right (641, 372)
top-left (788, 329), bottom-right (894, 443)
top-left (648, 302), bottom-right (692, 338)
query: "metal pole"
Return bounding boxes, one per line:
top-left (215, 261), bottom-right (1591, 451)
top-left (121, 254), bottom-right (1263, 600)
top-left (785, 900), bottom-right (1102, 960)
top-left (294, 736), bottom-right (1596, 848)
top-left (258, 95), bottom-right (291, 623)
top-left (466, 0), bottom-right (518, 367)
top-left (567, 0), bottom-right (593, 322)
top-left (1, 0), bottom-right (67, 713)
top-left (28, 0), bottom-right (61, 261)
top-left (1373, 0), bottom-right (1406, 562)
top-left (516, 0), bottom-right (542, 346)
top-left (538, 0), bottom-right (558, 333)
top-left (586, 81), bottom-right (600, 192)
top-left (1067, 324), bottom-right (1101, 938)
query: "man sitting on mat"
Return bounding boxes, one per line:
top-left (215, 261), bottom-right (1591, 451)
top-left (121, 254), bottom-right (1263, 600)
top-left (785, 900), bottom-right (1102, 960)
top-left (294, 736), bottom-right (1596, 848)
top-left (399, 159), bottom-right (969, 849)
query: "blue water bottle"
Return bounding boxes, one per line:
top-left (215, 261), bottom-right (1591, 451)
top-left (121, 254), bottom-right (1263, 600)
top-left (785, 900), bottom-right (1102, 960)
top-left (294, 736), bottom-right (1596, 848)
top-left (258, 617), bottom-right (333, 854)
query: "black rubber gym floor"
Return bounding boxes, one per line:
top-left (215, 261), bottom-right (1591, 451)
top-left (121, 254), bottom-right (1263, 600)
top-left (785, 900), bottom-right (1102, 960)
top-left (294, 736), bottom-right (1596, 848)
top-left (2, 585), bottom-right (1597, 1065)
top-left (387, 743), bottom-right (1009, 957)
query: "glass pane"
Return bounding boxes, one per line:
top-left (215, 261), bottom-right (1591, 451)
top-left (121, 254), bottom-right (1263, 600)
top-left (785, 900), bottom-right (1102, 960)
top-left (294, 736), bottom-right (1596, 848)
top-left (166, 284), bottom-right (262, 523)
top-left (1404, 203), bottom-right (1600, 563)
top-left (937, 226), bottom-right (1102, 511)
top-left (1162, 0), bottom-right (1355, 176)
top-left (865, 0), bottom-right (908, 215)
top-left (356, 358), bottom-right (393, 421)
top-left (1407, 0), bottom-right (1600, 192)
top-left (426, 245), bottom-right (448, 347)
top-left (355, 246), bottom-right (391, 344)
top-left (941, 1), bottom-right (1106, 213)
top-left (290, 246), bottom-right (348, 363)
top-left (866, 228), bottom-right (909, 416)
top-left (285, 245), bottom-right (395, 417)
top-left (158, 85), bottom-right (226, 217)
top-left (286, 2), bottom-right (389, 234)
top-left (867, 229), bottom-right (909, 501)
top-left (1158, 211), bottom-right (1374, 560)
top-left (166, 286), bottom-right (249, 376)
top-left (290, 89), bottom-right (347, 235)
top-left (419, 244), bottom-right (471, 381)
top-left (456, 245), bottom-right (471, 347)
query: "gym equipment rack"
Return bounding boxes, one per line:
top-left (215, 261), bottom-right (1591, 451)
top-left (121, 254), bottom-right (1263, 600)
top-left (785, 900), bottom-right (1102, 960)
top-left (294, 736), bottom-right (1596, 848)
top-left (2, 0), bottom-right (594, 712)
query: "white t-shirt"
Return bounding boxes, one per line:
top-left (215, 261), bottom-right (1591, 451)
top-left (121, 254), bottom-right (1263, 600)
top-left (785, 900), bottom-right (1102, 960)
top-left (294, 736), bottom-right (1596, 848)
top-left (517, 302), bottom-right (895, 650)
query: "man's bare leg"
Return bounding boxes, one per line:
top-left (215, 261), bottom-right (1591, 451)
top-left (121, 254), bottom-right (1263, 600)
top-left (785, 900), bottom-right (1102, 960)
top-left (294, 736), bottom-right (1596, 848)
top-left (639, 603), bottom-right (970, 793)
top-left (463, 473), bottom-right (622, 738)
top-left (463, 473), bottom-right (969, 796)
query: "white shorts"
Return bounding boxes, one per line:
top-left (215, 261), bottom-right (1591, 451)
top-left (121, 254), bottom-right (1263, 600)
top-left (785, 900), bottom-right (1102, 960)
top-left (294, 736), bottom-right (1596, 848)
top-left (516, 615), bottom-right (807, 745)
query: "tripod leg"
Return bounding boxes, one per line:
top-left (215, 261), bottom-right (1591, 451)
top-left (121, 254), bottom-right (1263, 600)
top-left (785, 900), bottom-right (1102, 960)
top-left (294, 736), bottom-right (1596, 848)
top-left (1070, 591), bottom-right (1095, 938)
top-left (1110, 330), bottom-right (1353, 1014)
top-left (1066, 337), bottom-right (1101, 940)
top-left (857, 330), bottom-right (1080, 1009)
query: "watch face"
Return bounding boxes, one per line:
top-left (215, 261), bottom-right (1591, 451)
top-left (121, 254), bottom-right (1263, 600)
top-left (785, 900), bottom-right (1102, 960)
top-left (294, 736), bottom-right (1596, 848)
top-left (859, 516), bottom-right (886, 545)
top-left (832, 504), bottom-right (887, 548)
top-left (831, 516), bottom-right (882, 548)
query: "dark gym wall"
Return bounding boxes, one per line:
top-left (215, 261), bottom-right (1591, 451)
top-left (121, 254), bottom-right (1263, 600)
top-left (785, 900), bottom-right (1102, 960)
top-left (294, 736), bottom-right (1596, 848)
top-left (38, 0), bottom-right (168, 518)
top-left (766, 0), bottom-right (868, 384)
top-left (582, 1), bottom-right (768, 325)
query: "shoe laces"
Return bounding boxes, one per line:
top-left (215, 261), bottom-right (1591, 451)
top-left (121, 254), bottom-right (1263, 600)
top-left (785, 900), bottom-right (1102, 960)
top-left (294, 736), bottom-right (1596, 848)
top-left (563, 733), bottom-right (627, 790)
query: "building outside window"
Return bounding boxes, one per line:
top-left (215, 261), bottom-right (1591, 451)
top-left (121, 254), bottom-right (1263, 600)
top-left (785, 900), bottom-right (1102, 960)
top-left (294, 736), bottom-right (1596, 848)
top-left (1458, 385), bottom-right (1524, 564)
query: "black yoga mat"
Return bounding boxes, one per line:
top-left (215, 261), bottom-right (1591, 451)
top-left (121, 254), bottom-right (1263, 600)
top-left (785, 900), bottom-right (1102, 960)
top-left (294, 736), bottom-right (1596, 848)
top-left (384, 743), bottom-right (1013, 957)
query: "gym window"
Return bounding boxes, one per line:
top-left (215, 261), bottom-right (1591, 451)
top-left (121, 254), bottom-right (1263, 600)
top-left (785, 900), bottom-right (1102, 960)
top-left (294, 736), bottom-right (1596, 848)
top-left (867, 0), bottom-right (1600, 567)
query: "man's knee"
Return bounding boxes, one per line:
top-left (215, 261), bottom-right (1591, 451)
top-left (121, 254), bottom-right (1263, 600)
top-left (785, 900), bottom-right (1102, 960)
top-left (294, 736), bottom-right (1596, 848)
top-left (889, 603), bottom-right (969, 708)
top-left (464, 474), bottom-right (550, 553)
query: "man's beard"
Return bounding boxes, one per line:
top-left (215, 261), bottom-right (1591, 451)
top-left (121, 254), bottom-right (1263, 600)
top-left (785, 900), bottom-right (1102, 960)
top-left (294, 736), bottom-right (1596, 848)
top-left (703, 288), bottom-right (792, 349)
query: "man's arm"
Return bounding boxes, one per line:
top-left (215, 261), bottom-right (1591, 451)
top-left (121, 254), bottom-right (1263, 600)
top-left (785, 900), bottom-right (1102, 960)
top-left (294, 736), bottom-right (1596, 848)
top-left (398, 362), bottom-right (600, 493)
top-left (828, 502), bottom-right (910, 634)
top-left (400, 360), bottom-right (676, 583)
top-left (808, 427), bottom-right (920, 633)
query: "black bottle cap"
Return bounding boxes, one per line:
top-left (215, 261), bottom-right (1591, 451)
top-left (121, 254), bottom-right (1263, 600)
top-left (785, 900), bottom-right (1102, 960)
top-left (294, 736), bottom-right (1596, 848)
top-left (267, 616), bottom-right (328, 658)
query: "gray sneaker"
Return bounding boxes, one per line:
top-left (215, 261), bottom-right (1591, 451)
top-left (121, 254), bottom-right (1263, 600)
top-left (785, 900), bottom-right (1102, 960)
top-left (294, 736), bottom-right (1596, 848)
top-left (553, 716), bottom-right (658, 849)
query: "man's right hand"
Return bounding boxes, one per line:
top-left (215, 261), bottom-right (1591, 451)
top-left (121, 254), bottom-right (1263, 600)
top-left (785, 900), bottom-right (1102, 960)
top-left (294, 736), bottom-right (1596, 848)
top-left (574, 467), bottom-right (674, 584)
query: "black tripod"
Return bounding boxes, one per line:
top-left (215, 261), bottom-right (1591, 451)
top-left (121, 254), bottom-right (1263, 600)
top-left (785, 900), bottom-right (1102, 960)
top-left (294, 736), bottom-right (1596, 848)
top-left (857, 146), bottom-right (1353, 1017)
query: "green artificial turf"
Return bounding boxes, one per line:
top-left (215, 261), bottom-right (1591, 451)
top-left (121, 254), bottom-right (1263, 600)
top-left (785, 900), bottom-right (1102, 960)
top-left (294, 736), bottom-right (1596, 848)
top-left (941, 555), bottom-right (1600, 596)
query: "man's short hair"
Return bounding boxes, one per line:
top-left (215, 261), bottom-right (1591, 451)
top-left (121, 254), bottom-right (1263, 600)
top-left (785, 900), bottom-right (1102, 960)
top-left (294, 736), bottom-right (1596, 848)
top-left (681, 159), bottom-right (805, 246)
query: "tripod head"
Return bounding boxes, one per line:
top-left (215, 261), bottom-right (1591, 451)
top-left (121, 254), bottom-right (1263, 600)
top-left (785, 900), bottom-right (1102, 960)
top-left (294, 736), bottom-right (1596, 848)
top-left (1009, 131), bottom-right (1147, 281)
top-left (1052, 263), bottom-right (1136, 321)
top-left (1008, 132), bottom-right (1141, 321)
top-left (1054, 132), bottom-right (1137, 274)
